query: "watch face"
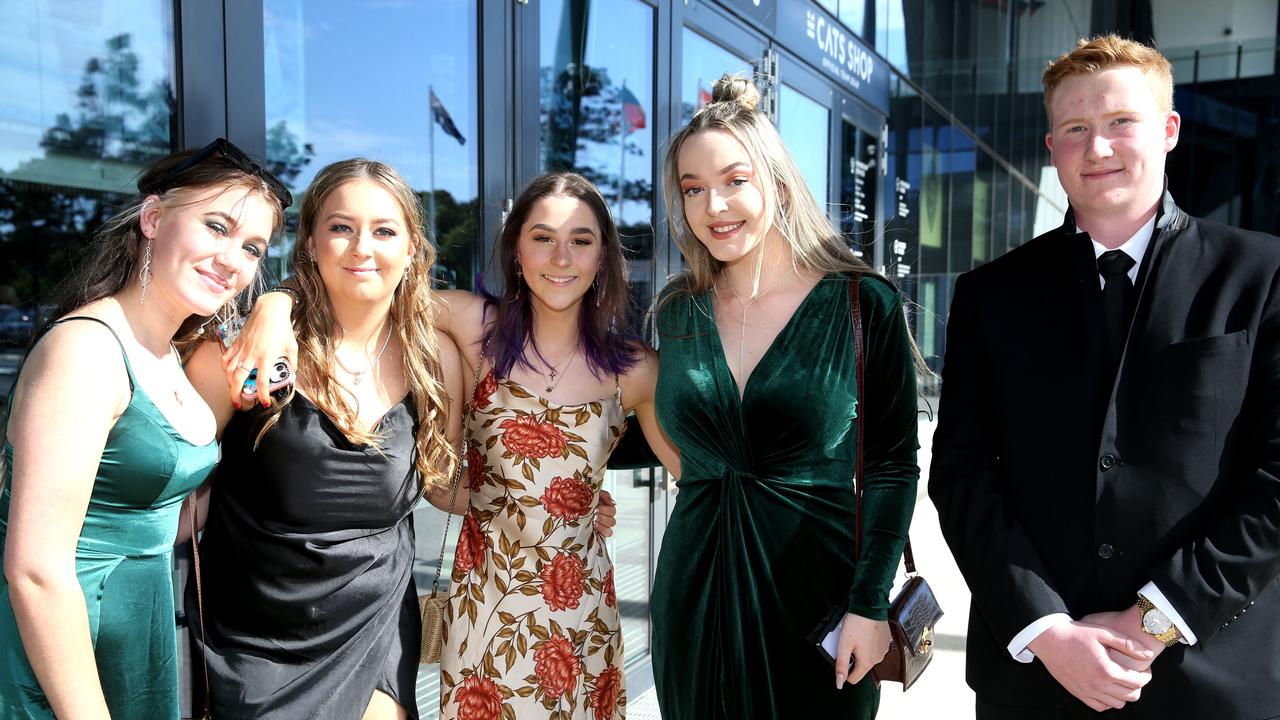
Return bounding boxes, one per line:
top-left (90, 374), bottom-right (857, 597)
top-left (1143, 609), bottom-right (1173, 636)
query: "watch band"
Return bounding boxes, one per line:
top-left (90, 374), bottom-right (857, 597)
top-left (1136, 594), bottom-right (1183, 647)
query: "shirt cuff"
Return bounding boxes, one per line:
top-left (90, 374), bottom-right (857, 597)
top-left (1140, 581), bottom-right (1198, 645)
top-left (1007, 613), bottom-right (1073, 663)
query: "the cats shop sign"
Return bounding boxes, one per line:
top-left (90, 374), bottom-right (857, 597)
top-left (774, 0), bottom-right (890, 111)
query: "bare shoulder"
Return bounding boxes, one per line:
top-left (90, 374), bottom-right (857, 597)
top-left (438, 289), bottom-right (487, 324)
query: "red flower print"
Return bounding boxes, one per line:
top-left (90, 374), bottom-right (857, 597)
top-left (454, 512), bottom-right (485, 577)
top-left (454, 675), bottom-right (503, 720)
top-left (473, 371), bottom-right (498, 411)
top-left (466, 442), bottom-right (488, 493)
top-left (498, 415), bottom-right (567, 458)
top-left (539, 553), bottom-right (585, 611)
top-left (591, 665), bottom-right (623, 719)
top-left (603, 567), bottom-right (616, 609)
top-left (540, 476), bottom-right (594, 521)
top-left (533, 634), bottom-right (580, 701)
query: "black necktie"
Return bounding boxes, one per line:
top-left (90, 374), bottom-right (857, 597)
top-left (1098, 249), bottom-right (1136, 367)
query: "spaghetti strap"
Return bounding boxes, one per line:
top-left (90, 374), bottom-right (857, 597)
top-left (44, 317), bottom-right (136, 393)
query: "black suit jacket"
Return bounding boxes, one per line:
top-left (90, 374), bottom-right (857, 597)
top-left (930, 191), bottom-right (1280, 719)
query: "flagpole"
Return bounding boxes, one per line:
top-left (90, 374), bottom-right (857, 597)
top-left (429, 84), bottom-right (438, 245)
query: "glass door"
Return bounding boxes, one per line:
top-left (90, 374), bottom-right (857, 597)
top-left (531, 0), bottom-right (660, 680)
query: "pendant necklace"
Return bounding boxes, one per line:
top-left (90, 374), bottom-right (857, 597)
top-left (334, 323), bottom-right (393, 385)
top-left (538, 345), bottom-right (579, 394)
top-left (717, 270), bottom-right (789, 378)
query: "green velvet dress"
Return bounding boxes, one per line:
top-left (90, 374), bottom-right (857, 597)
top-left (651, 273), bottom-right (920, 719)
top-left (0, 317), bottom-right (218, 719)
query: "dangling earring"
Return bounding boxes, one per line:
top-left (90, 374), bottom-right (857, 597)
top-left (138, 238), bottom-right (154, 304)
top-left (593, 275), bottom-right (602, 308)
top-left (513, 260), bottom-right (523, 300)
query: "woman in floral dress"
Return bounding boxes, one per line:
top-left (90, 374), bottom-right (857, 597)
top-left (430, 173), bottom-right (678, 720)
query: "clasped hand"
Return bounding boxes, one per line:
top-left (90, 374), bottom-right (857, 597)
top-left (1029, 607), bottom-right (1165, 712)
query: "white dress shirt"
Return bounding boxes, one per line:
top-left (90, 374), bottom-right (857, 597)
top-left (1007, 213), bottom-right (1197, 663)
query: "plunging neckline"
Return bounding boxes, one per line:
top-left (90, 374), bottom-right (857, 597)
top-left (293, 390), bottom-right (411, 437)
top-left (706, 275), bottom-right (827, 403)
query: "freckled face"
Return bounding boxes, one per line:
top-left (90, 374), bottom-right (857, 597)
top-left (676, 129), bottom-right (770, 268)
top-left (308, 179), bottom-right (415, 306)
top-left (515, 194), bottom-right (603, 314)
top-left (1046, 65), bottom-right (1179, 225)
top-left (141, 185), bottom-right (273, 315)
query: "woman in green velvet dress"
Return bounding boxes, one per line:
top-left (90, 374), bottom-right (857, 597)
top-left (650, 75), bottom-right (921, 719)
top-left (0, 142), bottom-right (285, 719)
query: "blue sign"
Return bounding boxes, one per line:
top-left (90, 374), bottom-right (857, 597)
top-left (775, 0), bottom-right (891, 112)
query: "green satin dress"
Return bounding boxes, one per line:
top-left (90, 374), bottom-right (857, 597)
top-left (0, 317), bottom-right (218, 719)
top-left (652, 274), bottom-right (920, 719)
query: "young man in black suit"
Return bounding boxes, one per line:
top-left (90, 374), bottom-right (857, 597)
top-left (930, 34), bottom-right (1280, 719)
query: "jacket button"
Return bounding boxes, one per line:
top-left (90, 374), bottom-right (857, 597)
top-left (1097, 543), bottom-right (1114, 559)
top-left (1099, 454), bottom-right (1116, 471)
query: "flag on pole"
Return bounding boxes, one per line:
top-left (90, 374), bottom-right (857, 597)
top-left (619, 85), bottom-right (646, 132)
top-left (431, 89), bottom-right (466, 145)
top-left (698, 86), bottom-right (713, 110)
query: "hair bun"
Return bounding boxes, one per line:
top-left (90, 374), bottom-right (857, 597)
top-left (710, 74), bottom-right (760, 111)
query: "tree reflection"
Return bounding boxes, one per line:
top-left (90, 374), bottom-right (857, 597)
top-left (0, 33), bottom-right (313, 321)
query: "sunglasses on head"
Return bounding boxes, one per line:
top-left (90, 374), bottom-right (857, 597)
top-left (142, 137), bottom-right (293, 209)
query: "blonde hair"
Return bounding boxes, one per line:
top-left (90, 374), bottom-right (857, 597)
top-left (660, 73), bottom-right (874, 299)
top-left (257, 159), bottom-right (459, 492)
top-left (1043, 34), bottom-right (1175, 121)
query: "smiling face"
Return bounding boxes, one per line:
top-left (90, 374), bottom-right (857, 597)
top-left (676, 129), bottom-right (775, 270)
top-left (308, 179), bottom-right (415, 307)
top-left (1046, 64), bottom-right (1180, 229)
top-left (140, 184), bottom-right (273, 316)
top-left (515, 194), bottom-right (603, 315)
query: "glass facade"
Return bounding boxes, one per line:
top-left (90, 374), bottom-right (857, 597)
top-left (0, 0), bottom-right (175, 348)
top-left (5, 0), bottom-right (1280, 707)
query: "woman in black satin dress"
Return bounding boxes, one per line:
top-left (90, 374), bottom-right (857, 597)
top-left (183, 158), bottom-right (463, 719)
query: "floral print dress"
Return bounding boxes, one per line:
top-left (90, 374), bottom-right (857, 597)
top-left (440, 369), bottom-right (627, 720)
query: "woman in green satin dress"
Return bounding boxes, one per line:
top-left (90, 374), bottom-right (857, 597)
top-left (0, 141), bottom-right (287, 719)
top-left (650, 75), bottom-right (921, 719)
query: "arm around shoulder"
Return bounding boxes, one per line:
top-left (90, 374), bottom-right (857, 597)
top-left (425, 328), bottom-right (471, 515)
top-left (621, 345), bottom-right (681, 479)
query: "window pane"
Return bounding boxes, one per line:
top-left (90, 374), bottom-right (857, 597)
top-left (840, 121), bottom-right (877, 258)
top-left (0, 1), bottom-right (175, 350)
top-left (779, 85), bottom-right (830, 207)
top-left (681, 29), bottom-right (754, 125)
top-left (538, 0), bottom-right (655, 668)
top-left (263, 0), bottom-right (479, 290)
top-left (539, 0), bottom-right (656, 326)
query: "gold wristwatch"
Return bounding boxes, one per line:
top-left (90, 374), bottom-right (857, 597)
top-left (1136, 594), bottom-right (1183, 647)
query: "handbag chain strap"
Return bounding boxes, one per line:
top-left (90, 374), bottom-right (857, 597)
top-left (849, 274), bottom-right (917, 577)
top-left (187, 495), bottom-right (212, 719)
top-left (428, 346), bottom-right (485, 596)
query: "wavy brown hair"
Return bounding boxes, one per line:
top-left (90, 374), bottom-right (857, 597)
top-left (254, 159), bottom-right (458, 491)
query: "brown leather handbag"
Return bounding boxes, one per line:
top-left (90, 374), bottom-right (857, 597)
top-left (849, 273), bottom-right (943, 690)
